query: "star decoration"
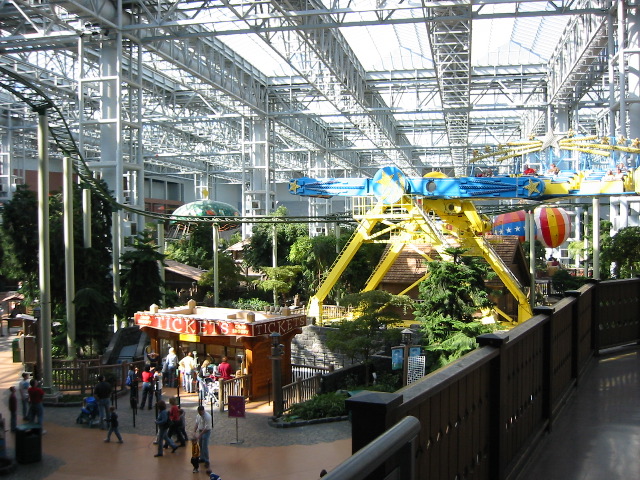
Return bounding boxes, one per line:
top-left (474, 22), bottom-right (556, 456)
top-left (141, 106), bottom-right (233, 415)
top-left (524, 179), bottom-right (541, 196)
top-left (289, 180), bottom-right (301, 193)
top-left (617, 136), bottom-right (627, 145)
top-left (539, 130), bottom-right (565, 152)
top-left (633, 138), bottom-right (640, 148)
top-left (601, 136), bottom-right (610, 145)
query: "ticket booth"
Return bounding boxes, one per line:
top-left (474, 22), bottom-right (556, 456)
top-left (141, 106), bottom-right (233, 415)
top-left (134, 300), bottom-right (307, 399)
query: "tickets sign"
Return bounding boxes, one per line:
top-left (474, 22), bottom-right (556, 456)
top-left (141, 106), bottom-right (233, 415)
top-left (134, 312), bottom-right (307, 337)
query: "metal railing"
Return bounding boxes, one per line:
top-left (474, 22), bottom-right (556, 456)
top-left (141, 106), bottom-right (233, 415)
top-left (282, 373), bottom-right (322, 412)
top-left (291, 363), bottom-right (333, 381)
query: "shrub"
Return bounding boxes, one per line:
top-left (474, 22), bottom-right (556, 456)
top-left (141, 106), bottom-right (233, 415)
top-left (284, 391), bottom-right (348, 421)
top-left (552, 269), bottom-right (589, 293)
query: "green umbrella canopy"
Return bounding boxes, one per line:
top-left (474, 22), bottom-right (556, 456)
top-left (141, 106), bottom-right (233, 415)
top-left (171, 200), bottom-right (240, 230)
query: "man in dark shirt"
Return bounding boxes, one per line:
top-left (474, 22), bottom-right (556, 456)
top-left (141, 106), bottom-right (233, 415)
top-left (94, 375), bottom-right (112, 429)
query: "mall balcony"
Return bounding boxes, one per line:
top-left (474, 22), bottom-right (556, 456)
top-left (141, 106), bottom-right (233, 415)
top-left (324, 278), bottom-right (640, 480)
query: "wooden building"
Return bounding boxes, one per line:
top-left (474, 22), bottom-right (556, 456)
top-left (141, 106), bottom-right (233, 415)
top-left (378, 235), bottom-right (529, 322)
top-left (134, 300), bottom-right (307, 399)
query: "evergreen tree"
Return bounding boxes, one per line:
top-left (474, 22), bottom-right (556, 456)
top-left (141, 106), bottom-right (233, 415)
top-left (414, 247), bottom-right (495, 371)
top-left (120, 229), bottom-right (166, 318)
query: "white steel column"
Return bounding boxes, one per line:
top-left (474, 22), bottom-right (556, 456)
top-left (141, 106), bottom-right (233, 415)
top-left (592, 198), bottom-right (601, 280)
top-left (627, 1), bottom-right (640, 142)
top-left (37, 110), bottom-right (52, 388)
top-left (63, 156), bottom-right (76, 358)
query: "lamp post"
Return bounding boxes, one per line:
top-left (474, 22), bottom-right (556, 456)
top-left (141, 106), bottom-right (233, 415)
top-left (270, 332), bottom-right (284, 418)
top-left (401, 328), bottom-right (413, 387)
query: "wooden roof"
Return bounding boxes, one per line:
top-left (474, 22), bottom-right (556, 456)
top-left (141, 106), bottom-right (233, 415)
top-left (164, 260), bottom-right (206, 281)
top-left (380, 236), bottom-right (528, 286)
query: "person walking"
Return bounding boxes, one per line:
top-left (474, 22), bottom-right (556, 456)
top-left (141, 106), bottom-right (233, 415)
top-left (27, 378), bottom-right (44, 427)
top-left (93, 375), bottom-right (112, 429)
top-left (167, 397), bottom-right (185, 446)
top-left (194, 405), bottom-right (212, 468)
top-left (104, 405), bottom-right (123, 443)
top-left (8, 386), bottom-right (17, 432)
top-left (154, 400), bottom-right (178, 457)
top-left (18, 372), bottom-right (30, 420)
top-left (139, 365), bottom-right (154, 410)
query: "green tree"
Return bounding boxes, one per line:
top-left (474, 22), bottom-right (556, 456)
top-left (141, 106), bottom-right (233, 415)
top-left (1, 181), bottom-right (115, 355)
top-left (254, 265), bottom-right (302, 304)
top-left (601, 226), bottom-right (640, 278)
top-left (288, 234), bottom-right (337, 298)
top-left (414, 247), bottom-right (495, 372)
top-left (0, 185), bottom-right (39, 296)
top-left (243, 206), bottom-right (307, 269)
top-left (165, 223), bottom-right (215, 269)
top-left (198, 252), bottom-right (244, 300)
top-left (325, 290), bottom-right (409, 385)
top-left (120, 229), bottom-right (166, 318)
top-left (568, 219), bottom-right (613, 279)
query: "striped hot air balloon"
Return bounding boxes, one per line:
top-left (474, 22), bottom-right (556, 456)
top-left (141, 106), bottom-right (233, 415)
top-left (492, 210), bottom-right (529, 242)
top-left (534, 207), bottom-right (571, 248)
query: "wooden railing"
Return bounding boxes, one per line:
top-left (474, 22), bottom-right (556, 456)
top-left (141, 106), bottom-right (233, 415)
top-left (345, 279), bottom-right (640, 480)
top-left (282, 373), bottom-right (322, 412)
top-left (218, 374), bottom-right (251, 412)
top-left (50, 359), bottom-right (145, 395)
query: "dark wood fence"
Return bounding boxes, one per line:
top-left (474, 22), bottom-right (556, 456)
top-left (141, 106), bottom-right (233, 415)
top-left (51, 359), bottom-right (146, 395)
top-left (346, 278), bottom-right (640, 480)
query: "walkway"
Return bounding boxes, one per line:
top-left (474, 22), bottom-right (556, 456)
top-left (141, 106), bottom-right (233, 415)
top-left (0, 327), bottom-right (351, 480)
top-left (517, 347), bottom-right (640, 480)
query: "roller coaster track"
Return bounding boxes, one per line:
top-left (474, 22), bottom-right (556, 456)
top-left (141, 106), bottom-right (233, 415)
top-left (0, 65), bottom-right (351, 226)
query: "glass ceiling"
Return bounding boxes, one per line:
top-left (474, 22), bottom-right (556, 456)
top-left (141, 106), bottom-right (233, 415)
top-left (214, 2), bottom-right (571, 78)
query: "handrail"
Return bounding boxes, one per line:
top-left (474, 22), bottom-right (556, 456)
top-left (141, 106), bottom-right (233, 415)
top-left (322, 416), bottom-right (421, 480)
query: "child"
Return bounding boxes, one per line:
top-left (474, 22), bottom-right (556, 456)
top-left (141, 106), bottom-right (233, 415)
top-left (8, 386), bottom-right (17, 432)
top-left (104, 405), bottom-right (123, 443)
top-left (178, 408), bottom-right (188, 446)
top-left (191, 437), bottom-right (201, 473)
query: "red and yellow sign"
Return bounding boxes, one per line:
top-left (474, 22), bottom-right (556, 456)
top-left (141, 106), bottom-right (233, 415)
top-left (134, 312), bottom-right (307, 337)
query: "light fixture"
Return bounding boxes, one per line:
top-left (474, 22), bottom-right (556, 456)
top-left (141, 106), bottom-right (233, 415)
top-left (401, 328), bottom-right (413, 345)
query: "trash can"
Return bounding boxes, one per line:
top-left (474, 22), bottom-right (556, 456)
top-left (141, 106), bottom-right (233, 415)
top-left (11, 338), bottom-right (20, 363)
top-left (15, 423), bottom-right (41, 464)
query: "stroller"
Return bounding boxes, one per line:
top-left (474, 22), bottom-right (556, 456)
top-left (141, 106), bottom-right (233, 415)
top-left (200, 377), bottom-right (219, 407)
top-left (76, 396), bottom-right (100, 427)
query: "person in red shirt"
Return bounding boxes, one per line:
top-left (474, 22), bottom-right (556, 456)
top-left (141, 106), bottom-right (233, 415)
top-left (139, 365), bottom-right (155, 410)
top-left (28, 378), bottom-right (45, 426)
top-left (523, 165), bottom-right (537, 175)
top-left (217, 357), bottom-right (234, 380)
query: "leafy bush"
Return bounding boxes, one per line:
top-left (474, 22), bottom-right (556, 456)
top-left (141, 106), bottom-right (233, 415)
top-left (232, 297), bottom-right (272, 311)
top-left (284, 392), bottom-right (348, 421)
top-left (552, 269), bottom-right (589, 293)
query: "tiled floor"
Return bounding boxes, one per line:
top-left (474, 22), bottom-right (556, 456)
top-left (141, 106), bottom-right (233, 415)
top-left (516, 348), bottom-right (640, 480)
